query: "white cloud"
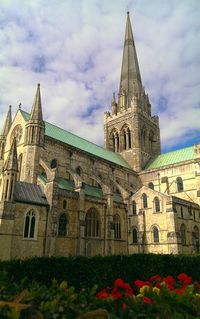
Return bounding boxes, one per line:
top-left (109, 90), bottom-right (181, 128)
top-left (0, 0), bottom-right (199, 153)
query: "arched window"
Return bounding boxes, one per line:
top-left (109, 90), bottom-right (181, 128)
top-left (132, 201), bottom-right (137, 215)
top-left (113, 214), bottom-right (121, 239)
top-left (85, 208), bottom-right (100, 238)
top-left (63, 200), bottom-right (67, 209)
top-left (180, 206), bottom-right (184, 219)
top-left (180, 224), bottom-right (186, 245)
top-left (58, 213), bottom-right (68, 236)
top-left (154, 197), bottom-right (160, 212)
top-left (50, 159), bottom-right (57, 169)
top-left (24, 210), bottom-right (36, 239)
top-left (148, 182), bottom-right (154, 190)
top-left (123, 130), bottom-right (127, 150)
top-left (177, 177), bottom-right (184, 192)
top-left (127, 127), bottom-right (131, 149)
top-left (76, 166), bottom-right (81, 176)
top-left (132, 228), bottom-right (138, 243)
top-left (153, 226), bottom-right (159, 243)
top-left (142, 193), bottom-right (148, 208)
top-left (141, 127), bottom-right (146, 151)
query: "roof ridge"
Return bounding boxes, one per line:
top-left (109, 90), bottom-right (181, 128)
top-left (20, 109), bottom-right (121, 155)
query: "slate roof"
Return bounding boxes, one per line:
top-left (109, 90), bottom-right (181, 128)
top-left (14, 182), bottom-right (48, 206)
top-left (145, 146), bottom-right (195, 170)
top-left (20, 110), bottom-right (131, 169)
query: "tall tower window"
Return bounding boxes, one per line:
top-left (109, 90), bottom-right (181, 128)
top-left (50, 159), bottom-right (57, 169)
top-left (176, 177), bottom-right (184, 192)
top-left (113, 214), bottom-right (121, 239)
top-left (148, 182), bottom-right (154, 190)
top-left (123, 130), bottom-right (127, 150)
top-left (127, 127), bottom-right (131, 149)
top-left (76, 166), bottom-right (82, 176)
top-left (24, 210), bottom-right (37, 239)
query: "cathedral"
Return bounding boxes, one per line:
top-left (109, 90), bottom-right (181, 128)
top-left (0, 13), bottom-right (200, 260)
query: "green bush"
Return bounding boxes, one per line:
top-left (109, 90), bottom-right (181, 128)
top-left (1, 254), bottom-right (200, 290)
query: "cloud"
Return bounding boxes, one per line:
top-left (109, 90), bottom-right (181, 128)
top-left (0, 0), bottom-right (200, 153)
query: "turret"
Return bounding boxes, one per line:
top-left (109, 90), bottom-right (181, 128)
top-left (1, 137), bottom-right (18, 202)
top-left (24, 83), bottom-right (45, 147)
top-left (21, 84), bottom-right (45, 183)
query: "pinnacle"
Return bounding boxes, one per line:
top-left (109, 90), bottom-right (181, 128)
top-left (1, 105), bottom-right (12, 136)
top-left (30, 83), bottom-right (43, 121)
top-left (4, 137), bottom-right (18, 172)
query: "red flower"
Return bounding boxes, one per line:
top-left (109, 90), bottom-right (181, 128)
top-left (134, 280), bottom-right (145, 288)
top-left (142, 296), bottom-right (153, 304)
top-left (150, 275), bottom-right (162, 282)
top-left (110, 289), bottom-right (123, 300)
top-left (178, 273), bottom-right (192, 286)
top-left (134, 280), bottom-right (150, 288)
top-left (114, 278), bottom-right (124, 288)
top-left (174, 288), bottom-right (185, 294)
top-left (96, 289), bottom-right (109, 300)
top-left (163, 275), bottom-right (175, 286)
top-left (155, 282), bottom-right (161, 289)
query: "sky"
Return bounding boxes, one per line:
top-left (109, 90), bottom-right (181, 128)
top-left (0, 0), bottom-right (200, 153)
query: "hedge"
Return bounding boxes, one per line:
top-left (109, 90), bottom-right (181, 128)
top-left (1, 254), bottom-right (200, 290)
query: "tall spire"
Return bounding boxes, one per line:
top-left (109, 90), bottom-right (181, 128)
top-left (119, 12), bottom-right (142, 105)
top-left (1, 105), bottom-right (12, 136)
top-left (4, 137), bottom-right (18, 172)
top-left (30, 83), bottom-right (43, 121)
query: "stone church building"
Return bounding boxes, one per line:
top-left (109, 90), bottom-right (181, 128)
top-left (0, 13), bottom-right (200, 260)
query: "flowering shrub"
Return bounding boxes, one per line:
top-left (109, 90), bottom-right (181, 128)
top-left (0, 274), bottom-right (200, 318)
top-left (96, 273), bottom-right (200, 318)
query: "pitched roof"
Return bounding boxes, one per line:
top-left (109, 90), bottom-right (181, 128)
top-left (145, 146), bottom-right (195, 170)
top-left (20, 110), bottom-right (131, 169)
top-left (14, 181), bottom-right (48, 206)
top-left (58, 178), bottom-right (123, 202)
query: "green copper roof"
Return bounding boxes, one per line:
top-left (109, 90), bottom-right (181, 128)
top-left (145, 146), bottom-right (195, 170)
top-left (20, 110), bottom-right (130, 169)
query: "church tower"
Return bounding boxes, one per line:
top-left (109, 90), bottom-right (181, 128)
top-left (1, 137), bottom-right (18, 202)
top-left (21, 84), bottom-right (45, 183)
top-left (104, 13), bottom-right (161, 172)
top-left (0, 105), bottom-right (12, 163)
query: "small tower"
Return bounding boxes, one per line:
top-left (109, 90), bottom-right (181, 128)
top-left (104, 12), bottom-right (161, 171)
top-left (21, 84), bottom-right (45, 183)
top-left (0, 105), bottom-right (12, 160)
top-left (1, 137), bottom-right (18, 202)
